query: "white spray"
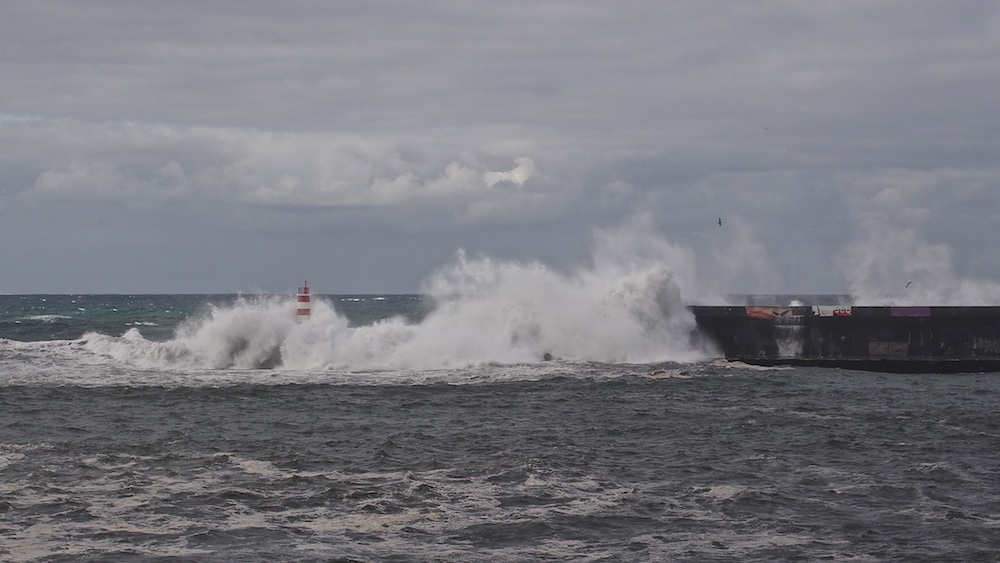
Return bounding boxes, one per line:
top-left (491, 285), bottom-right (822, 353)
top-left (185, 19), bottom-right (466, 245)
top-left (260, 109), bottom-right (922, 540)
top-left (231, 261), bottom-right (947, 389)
top-left (839, 223), bottom-right (1000, 305)
top-left (84, 218), bottom-right (714, 370)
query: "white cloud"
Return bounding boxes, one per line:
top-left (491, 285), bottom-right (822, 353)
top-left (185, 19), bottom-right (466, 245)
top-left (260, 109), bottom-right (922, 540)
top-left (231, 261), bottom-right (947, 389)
top-left (17, 121), bottom-right (546, 213)
top-left (483, 157), bottom-right (536, 188)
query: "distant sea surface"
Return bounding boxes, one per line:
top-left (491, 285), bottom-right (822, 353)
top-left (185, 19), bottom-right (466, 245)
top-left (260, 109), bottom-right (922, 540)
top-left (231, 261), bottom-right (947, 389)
top-left (2, 294), bottom-right (999, 561)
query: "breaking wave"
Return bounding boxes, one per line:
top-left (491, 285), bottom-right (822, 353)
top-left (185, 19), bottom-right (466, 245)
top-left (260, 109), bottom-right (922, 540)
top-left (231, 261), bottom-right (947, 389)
top-left (81, 221), bottom-right (712, 371)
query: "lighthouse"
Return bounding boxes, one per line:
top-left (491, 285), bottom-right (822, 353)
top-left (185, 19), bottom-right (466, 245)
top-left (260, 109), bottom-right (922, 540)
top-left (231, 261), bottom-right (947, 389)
top-left (296, 281), bottom-right (311, 321)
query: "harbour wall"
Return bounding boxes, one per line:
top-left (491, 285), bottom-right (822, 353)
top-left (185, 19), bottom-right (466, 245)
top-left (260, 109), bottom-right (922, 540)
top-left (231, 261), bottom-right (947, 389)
top-left (690, 305), bottom-right (1000, 373)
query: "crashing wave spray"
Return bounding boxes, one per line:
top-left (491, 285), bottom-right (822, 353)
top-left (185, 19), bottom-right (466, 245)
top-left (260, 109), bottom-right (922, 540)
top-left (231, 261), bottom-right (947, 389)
top-left (83, 295), bottom-right (298, 369)
top-left (400, 218), bottom-right (712, 367)
top-left (85, 219), bottom-right (714, 370)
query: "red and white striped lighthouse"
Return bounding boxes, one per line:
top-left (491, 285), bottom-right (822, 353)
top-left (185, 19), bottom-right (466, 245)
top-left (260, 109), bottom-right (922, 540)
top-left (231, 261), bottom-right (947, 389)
top-left (296, 281), bottom-right (311, 321)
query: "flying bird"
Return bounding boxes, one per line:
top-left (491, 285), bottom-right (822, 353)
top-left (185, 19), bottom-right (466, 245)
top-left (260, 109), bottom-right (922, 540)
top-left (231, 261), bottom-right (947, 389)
top-left (718, 217), bottom-right (722, 227)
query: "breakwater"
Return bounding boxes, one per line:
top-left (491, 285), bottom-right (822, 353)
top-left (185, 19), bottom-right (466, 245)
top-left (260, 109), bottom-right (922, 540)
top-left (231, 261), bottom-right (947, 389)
top-left (692, 305), bottom-right (1000, 373)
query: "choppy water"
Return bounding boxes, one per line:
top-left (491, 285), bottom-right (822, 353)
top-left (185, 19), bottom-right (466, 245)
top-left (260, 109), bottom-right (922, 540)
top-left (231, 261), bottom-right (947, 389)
top-left (2, 295), bottom-right (999, 561)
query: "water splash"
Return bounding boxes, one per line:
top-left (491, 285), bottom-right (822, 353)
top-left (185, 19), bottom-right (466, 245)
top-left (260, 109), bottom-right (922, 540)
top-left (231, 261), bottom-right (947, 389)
top-left (82, 221), bottom-right (710, 371)
top-left (83, 296), bottom-right (296, 369)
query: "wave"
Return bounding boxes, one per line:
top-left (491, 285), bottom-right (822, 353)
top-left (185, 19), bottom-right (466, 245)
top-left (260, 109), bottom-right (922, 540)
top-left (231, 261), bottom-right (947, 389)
top-left (79, 222), bottom-right (713, 371)
top-left (19, 314), bottom-right (74, 323)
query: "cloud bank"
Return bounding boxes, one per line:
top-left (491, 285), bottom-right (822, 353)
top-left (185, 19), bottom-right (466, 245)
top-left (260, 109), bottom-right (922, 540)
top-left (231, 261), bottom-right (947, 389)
top-left (1, 1), bottom-right (998, 297)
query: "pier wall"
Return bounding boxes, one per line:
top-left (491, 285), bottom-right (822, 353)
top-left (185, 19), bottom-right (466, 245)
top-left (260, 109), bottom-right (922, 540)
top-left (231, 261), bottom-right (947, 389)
top-left (690, 306), bottom-right (1000, 372)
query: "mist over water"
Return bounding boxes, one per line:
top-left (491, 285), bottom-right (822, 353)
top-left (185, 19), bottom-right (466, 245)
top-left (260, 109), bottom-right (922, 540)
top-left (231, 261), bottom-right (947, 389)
top-left (840, 224), bottom-right (1000, 305)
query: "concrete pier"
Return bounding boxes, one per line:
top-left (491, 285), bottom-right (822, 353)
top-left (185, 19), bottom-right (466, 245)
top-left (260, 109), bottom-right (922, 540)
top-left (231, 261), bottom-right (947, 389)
top-left (691, 305), bottom-right (1000, 373)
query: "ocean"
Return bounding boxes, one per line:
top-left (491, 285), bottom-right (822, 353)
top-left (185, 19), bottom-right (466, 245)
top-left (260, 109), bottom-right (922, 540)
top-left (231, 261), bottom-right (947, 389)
top-left (2, 293), bottom-right (999, 561)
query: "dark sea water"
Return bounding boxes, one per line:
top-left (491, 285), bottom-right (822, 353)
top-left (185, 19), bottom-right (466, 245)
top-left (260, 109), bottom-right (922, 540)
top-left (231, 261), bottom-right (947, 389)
top-left (1, 294), bottom-right (999, 561)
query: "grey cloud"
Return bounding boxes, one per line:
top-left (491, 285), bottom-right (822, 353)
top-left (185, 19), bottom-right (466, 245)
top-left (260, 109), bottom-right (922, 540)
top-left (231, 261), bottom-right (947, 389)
top-left (1, 1), bottom-right (999, 294)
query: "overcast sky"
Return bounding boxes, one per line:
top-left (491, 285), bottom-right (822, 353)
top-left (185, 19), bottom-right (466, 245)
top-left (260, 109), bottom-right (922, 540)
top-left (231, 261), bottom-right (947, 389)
top-left (2, 1), bottom-right (999, 298)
